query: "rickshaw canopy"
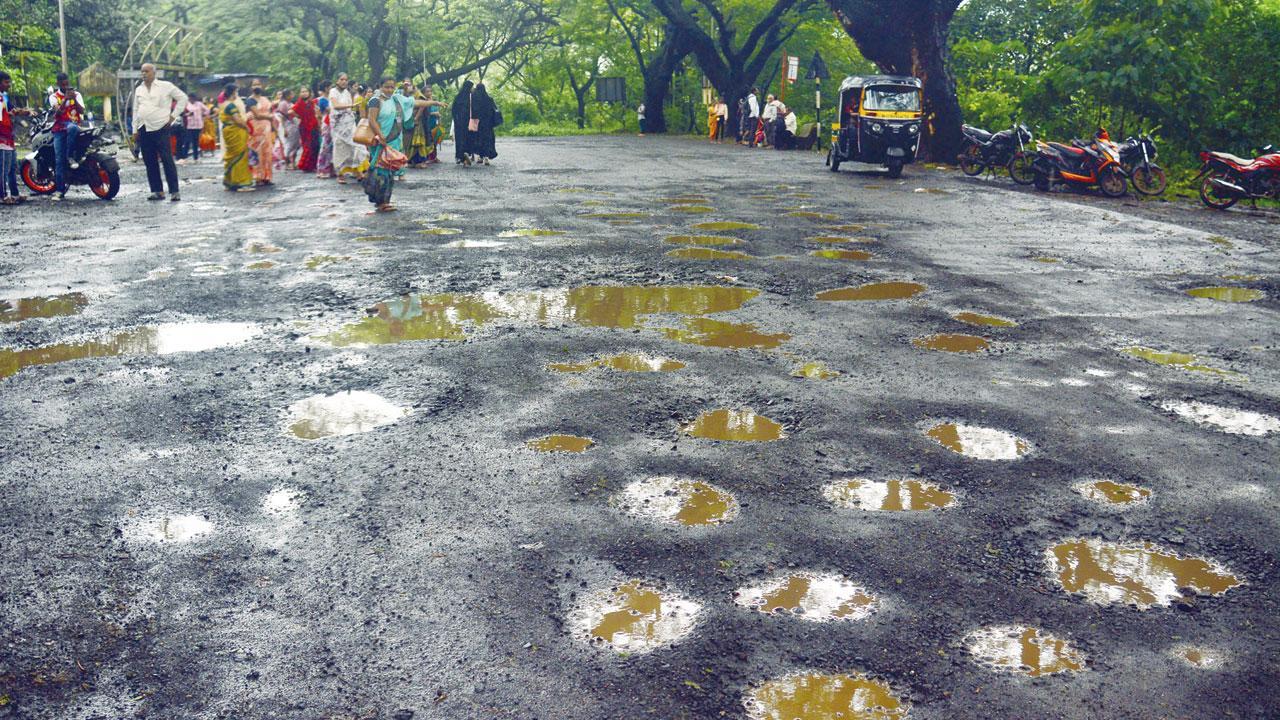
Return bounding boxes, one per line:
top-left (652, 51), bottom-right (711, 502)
top-left (838, 75), bottom-right (922, 95)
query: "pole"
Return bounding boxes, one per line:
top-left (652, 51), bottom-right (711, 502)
top-left (57, 0), bottom-right (68, 74)
top-left (779, 51), bottom-right (788, 103)
top-left (815, 88), bottom-right (822, 151)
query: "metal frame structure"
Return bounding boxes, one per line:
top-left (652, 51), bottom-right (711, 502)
top-left (116, 17), bottom-right (209, 149)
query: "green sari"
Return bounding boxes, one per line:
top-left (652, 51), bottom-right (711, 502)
top-left (220, 101), bottom-right (253, 190)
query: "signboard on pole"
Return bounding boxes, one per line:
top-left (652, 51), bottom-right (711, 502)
top-left (596, 77), bottom-right (627, 104)
top-left (787, 55), bottom-right (800, 83)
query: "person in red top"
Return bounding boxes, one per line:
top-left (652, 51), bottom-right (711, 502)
top-left (1, 71), bottom-right (33, 205)
top-left (292, 87), bottom-right (319, 172)
top-left (47, 72), bottom-right (85, 199)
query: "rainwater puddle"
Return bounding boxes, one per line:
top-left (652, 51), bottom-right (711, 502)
top-left (571, 581), bottom-right (700, 654)
top-left (1172, 645), bottom-right (1225, 669)
top-left (527, 434), bottom-right (594, 453)
top-left (793, 361), bottom-right (838, 379)
top-left (926, 423), bottom-right (1030, 460)
top-left (1033, 256), bottom-right (1061, 264)
top-left (1121, 346), bottom-right (1235, 377)
top-left (667, 247), bottom-right (753, 260)
top-left (617, 476), bottom-right (739, 526)
top-left (1045, 538), bottom-right (1242, 609)
top-left (1076, 480), bottom-right (1151, 507)
top-left (286, 391), bottom-right (410, 440)
top-left (809, 236), bottom-right (863, 244)
top-left (823, 478), bottom-right (955, 512)
top-left (810, 249), bottom-right (872, 261)
top-left (1, 292), bottom-right (88, 323)
top-left (443, 240), bottom-right (507, 249)
top-left (817, 282), bottom-right (925, 301)
top-left (664, 235), bottom-right (744, 246)
top-left (122, 513), bottom-right (215, 544)
top-left (1156, 399), bottom-right (1279, 436)
top-left (1, 322), bottom-right (259, 380)
top-left (305, 255), bottom-right (351, 270)
top-left (245, 261), bottom-right (277, 271)
top-left (244, 240), bottom-right (283, 254)
top-left (954, 312), bottom-right (1016, 328)
top-left (498, 228), bottom-right (565, 238)
top-left (417, 227), bottom-right (463, 236)
top-left (354, 235), bottom-right (390, 243)
top-left (786, 211), bottom-right (838, 221)
top-left (693, 221), bottom-right (761, 232)
top-left (1220, 273), bottom-right (1260, 282)
top-left (682, 409), bottom-right (786, 442)
top-left (734, 573), bottom-right (878, 622)
top-left (744, 673), bottom-right (908, 720)
top-left (191, 263), bottom-right (229, 276)
top-left (912, 334), bottom-right (989, 353)
top-left (661, 317), bottom-right (790, 350)
top-left (1186, 286), bottom-right (1265, 302)
top-left (549, 353), bottom-right (685, 373)
top-left (582, 212), bottom-right (648, 219)
top-left (965, 626), bottom-right (1085, 677)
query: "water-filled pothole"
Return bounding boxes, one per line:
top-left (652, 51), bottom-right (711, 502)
top-left (498, 228), bottom-right (564, 238)
top-left (693, 221), bottom-right (761, 232)
top-left (1155, 399), bottom-right (1278, 436)
top-left (667, 248), bottom-right (753, 260)
top-left (417, 227), bottom-right (463, 236)
top-left (582, 211), bottom-right (648, 219)
top-left (664, 235), bottom-right (744, 246)
top-left (444, 240), bottom-right (507, 249)
top-left (661, 318), bottom-right (790, 350)
top-left (1045, 538), bottom-right (1242, 609)
top-left (122, 513), bottom-right (215, 544)
top-left (793, 361), bottom-right (838, 379)
top-left (1186, 286), bottom-right (1265, 302)
top-left (617, 476), bottom-right (739, 526)
top-left (786, 211), bottom-right (838, 221)
top-left (244, 240), bottom-right (283, 254)
top-left (965, 625), bottom-right (1085, 677)
top-left (571, 581), bottom-right (700, 654)
top-left (286, 390), bottom-right (410, 440)
top-left (817, 282), bottom-right (926, 301)
top-left (305, 254), bottom-right (351, 269)
top-left (1075, 480), bottom-right (1151, 507)
top-left (549, 353), bottom-right (685, 373)
top-left (1121, 346), bottom-right (1235, 377)
top-left (823, 478), bottom-right (955, 511)
top-left (744, 673), bottom-right (908, 720)
top-left (810, 249), bottom-right (872, 261)
top-left (1172, 645), bottom-right (1225, 669)
top-left (682, 408), bottom-right (786, 441)
top-left (734, 573), bottom-right (878, 621)
top-left (0, 322), bottom-right (259, 380)
top-left (912, 334), bottom-right (989, 353)
top-left (1, 292), bottom-right (89, 323)
top-left (926, 423), bottom-right (1030, 459)
top-left (527, 434), bottom-right (595, 453)
top-left (245, 261), bottom-right (277, 271)
top-left (953, 312), bottom-right (1016, 328)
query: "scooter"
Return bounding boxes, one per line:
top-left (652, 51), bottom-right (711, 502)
top-left (1031, 136), bottom-right (1128, 198)
top-left (1195, 145), bottom-right (1280, 210)
top-left (20, 109), bottom-right (121, 200)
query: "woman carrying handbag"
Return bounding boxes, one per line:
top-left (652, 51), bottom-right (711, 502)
top-left (363, 78), bottom-right (411, 211)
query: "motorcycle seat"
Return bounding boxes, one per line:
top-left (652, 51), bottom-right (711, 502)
top-left (1049, 142), bottom-right (1086, 156)
top-left (963, 125), bottom-right (993, 143)
top-left (1210, 151), bottom-right (1257, 168)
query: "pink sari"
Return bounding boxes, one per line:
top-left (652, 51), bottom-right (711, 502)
top-left (250, 103), bottom-right (276, 183)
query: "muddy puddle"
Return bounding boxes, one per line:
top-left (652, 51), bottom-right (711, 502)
top-left (1172, 645), bottom-right (1225, 669)
top-left (1155, 399), bottom-right (1279, 436)
top-left (549, 353), bottom-right (685, 373)
top-left (443, 240), bottom-right (507, 249)
top-left (245, 261), bottom-right (277, 271)
top-left (122, 513), bottom-right (215, 544)
top-left (953, 312), bottom-right (1016, 328)
top-left (354, 235), bottom-right (391, 242)
top-left (498, 228), bottom-right (564, 238)
top-left (571, 581), bottom-right (700, 654)
top-left (582, 212), bottom-right (648, 219)
top-left (785, 211), bottom-right (839, 221)
top-left (1, 322), bottom-right (259, 380)
top-left (682, 408), bottom-right (786, 442)
top-left (1121, 346), bottom-right (1235, 377)
top-left (965, 625), bottom-right (1085, 677)
top-left (809, 236), bottom-right (866, 244)
top-left (1, 292), bottom-right (89, 323)
top-left (664, 235), bottom-right (745, 246)
top-left (912, 334), bottom-right (990, 353)
top-left (660, 317), bottom-right (790, 350)
top-left (1186, 286), bottom-right (1265, 302)
top-left (693, 221), bottom-right (761, 232)
top-left (793, 361), bottom-right (838, 379)
top-left (527, 434), bottom-right (595, 453)
top-left (286, 390), bottom-right (410, 440)
top-left (1076, 480), bottom-right (1151, 507)
top-left (734, 573), bottom-right (878, 622)
top-left (667, 248), bottom-right (753, 260)
top-left (823, 478), bottom-right (955, 512)
top-left (305, 255), bottom-right (351, 270)
top-left (744, 673), bottom-right (908, 720)
top-left (817, 282), bottom-right (925, 301)
top-left (1045, 538), bottom-right (1242, 609)
top-left (244, 240), bottom-right (283, 254)
top-left (417, 227), bottom-right (463, 236)
top-left (617, 476), bottom-right (739, 526)
top-left (926, 423), bottom-right (1030, 460)
top-left (810, 249), bottom-right (872, 261)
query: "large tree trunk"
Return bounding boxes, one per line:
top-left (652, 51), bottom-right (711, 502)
top-left (639, 32), bottom-right (692, 134)
top-left (827, 0), bottom-right (965, 160)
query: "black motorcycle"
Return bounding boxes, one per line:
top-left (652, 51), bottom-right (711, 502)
top-left (958, 123), bottom-right (1035, 184)
top-left (20, 109), bottom-right (121, 200)
top-left (1117, 133), bottom-right (1167, 196)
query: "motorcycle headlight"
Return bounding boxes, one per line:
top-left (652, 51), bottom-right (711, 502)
top-left (871, 123), bottom-right (883, 133)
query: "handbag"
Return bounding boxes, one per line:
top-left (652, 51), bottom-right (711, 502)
top-left (353, 118), bottom-right (376, 146)
top-left (377, 146), bottom-right (408, 172)
top-left (467, 93), bottom-right (479, 132)
top-left (492, 107), bottom-right (504, 128)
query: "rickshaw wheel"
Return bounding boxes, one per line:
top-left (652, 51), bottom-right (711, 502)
top-left (828, 150), bottom-right (841, 172)
top-left (886, 160), bottom-right (903, 179)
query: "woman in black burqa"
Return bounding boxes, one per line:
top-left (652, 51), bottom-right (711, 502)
top-left (451, 80), bottom-right (474, 165)
top-left (470, 83), bottom-right (498, 165)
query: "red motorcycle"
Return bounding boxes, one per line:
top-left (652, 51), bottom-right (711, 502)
top-left (1196, 144), bottom-right (1280, 210)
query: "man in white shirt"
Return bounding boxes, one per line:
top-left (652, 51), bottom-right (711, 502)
top-left (131, 63), bottom-right (188, 201)
top-left (761, 93), bottom-right (782, 147)
top-left (745, 88), bottom-right (760, 147)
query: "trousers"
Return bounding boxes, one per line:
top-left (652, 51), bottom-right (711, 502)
top-left (138, 125), bottom-right (180, 194)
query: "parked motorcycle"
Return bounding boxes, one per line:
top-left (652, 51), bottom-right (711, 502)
top-left (1195, 145), bottom-right (1280, 210)
top-left (959, 122), bottom-right (1035, 184)
top-left (1031, 137), bottom-right (1128, 197)
top-left (20, 109), bottom-right (121, 200)
top-left (1117, 133), bottom-right (1167, 196)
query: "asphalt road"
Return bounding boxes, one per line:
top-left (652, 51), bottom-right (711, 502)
top-left (1, 136), bottom-right (1277, 720)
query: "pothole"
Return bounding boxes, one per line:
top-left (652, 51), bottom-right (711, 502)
top-left (911, 334), bottom-right (989, 353)
top-left (245, 261), bottom-right (277, 271)
top-left (244, 240), bottom-right (283, 254)
top-left (661, 318), bottom-right (790, 350)
top-left (810, 249), bottom-right (872, 261)
top-left (1, 292), bottom-right (89, 323)
top-left (682, 408), bottom-right (786, 441)
top-left (1171, 645), bottom-right (1226, 669)
top-left (664, 235), bottom-right (745, 246)
top-left (286, 391), bottom-right (410, 440)
top-left (570, 580), bottom-right (700, 654)
top-left (582, 212), bottom-right (648, 219)
top-left (823, 478), bottom-right (956, 512)
top-left (443, 240), bottom-right (507, 249)
top-left (1155, 399), bottom-right (1279, 436)
top-left (417, 227), bottom-right (463, 235)
top-left (693, 221), bottom-right (761, 232)
top-left (354, 235), bottom-right (391, 242)
top-left (305, 254), bottom-right (351, 269)
top-left (1075, 480), bottom-right (1151, 508)
top-left (1121, 346), bottom-right (1235, 377)
top-left (527, 434), bottom-right (595, 453)
top-left (616, 476), bottom-right (739, 526)
top-left (744, 673), bottom-right (908, 720)
top-left (734, 573), bottom-right (878, 621)
top-left (785, 211), bottom-right (839, 221)
top-left (121, 513), bottom-right (215, 544)
top-left (1186, 286), bottom-right (1265, 302)
top-left (793, 361), bottom-right (838, 379)
top-left (667, 248), bottom-right (753, 260)
top-left (548, 353), bottom-right (685, 373)
top-left (817, 282), bottom-right (926, 301)
top-left (953, 312), bottom-right (1016, 328)
top-left (498, 228), bottom-right (564, 237)
top-left (1045, 538), bottom-right (1242, 609)
top-left (925, 423), bottom-right (1030, 460)
top-left (965, 625), bottom-right (1086, 677)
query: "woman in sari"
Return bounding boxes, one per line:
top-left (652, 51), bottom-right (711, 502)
top-left (248, 87), bottom-right (276, 186)
top-left (219, 84), bottom-right (253, 191)
top-left (315, 97), bottom-right (334, 178)
top-left (410, 86), bottom-right (447, 166)
top-left (330, 73), bottom-right (363, 183)
top-left (277, 89), bottom-right (299, 168)
top-left (364, 77), bottom-right (408, 212)
top-left (293, 87), bottom-right (319, 172)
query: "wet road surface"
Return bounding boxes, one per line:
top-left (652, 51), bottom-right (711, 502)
top-left (1, 136), bottom-right (1277, 719)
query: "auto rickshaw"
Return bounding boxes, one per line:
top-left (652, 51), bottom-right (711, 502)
top-left (826, 75), bottom-right (924, 178)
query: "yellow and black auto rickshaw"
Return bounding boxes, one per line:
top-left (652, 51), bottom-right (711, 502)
top-left (826, 75), bottom-right (924, 178)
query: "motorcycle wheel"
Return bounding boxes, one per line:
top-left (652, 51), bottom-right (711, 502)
top-left (885, 160), bottom-right (904, 179)
top-left (1007, 152), bottom-right (1035, 185)
top-left (1098, 167), bottom-right (1128, 198)
top-left (828, 149), bottom-right (841, 173)
top-left (1131, 165), bottom-right (1168, 196)
top-left (1033, 170), bottom-right (1051, 192)
top-left (1199, 171), bottom-right (1239, 210)
top-left (89, 162), bottom-right (120, 200)
top-left (20, 160), bottom-right (56, 195)
top-left (959, 146), bottom-right (984, 176)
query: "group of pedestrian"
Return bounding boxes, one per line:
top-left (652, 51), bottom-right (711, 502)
top-left (721, 87), bottom-right (798, 150)
top-left (1, 71), bottom-right (34, 205)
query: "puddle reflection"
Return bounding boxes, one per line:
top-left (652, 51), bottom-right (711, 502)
top-left (735, 573), bottom-right (878, 622)
top-left (966, 625), bottom-right (1085, 677)
top-left (0, 292), bottom-right (88, 323)
top-left (1, 322), bottom-right (259, 380)
top-left (744, 673), bottom-right (908, 720)
top-left (1045, 538), bottom-right (1242, 609)
top-left (682, 408), bottom-right (785, 442)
